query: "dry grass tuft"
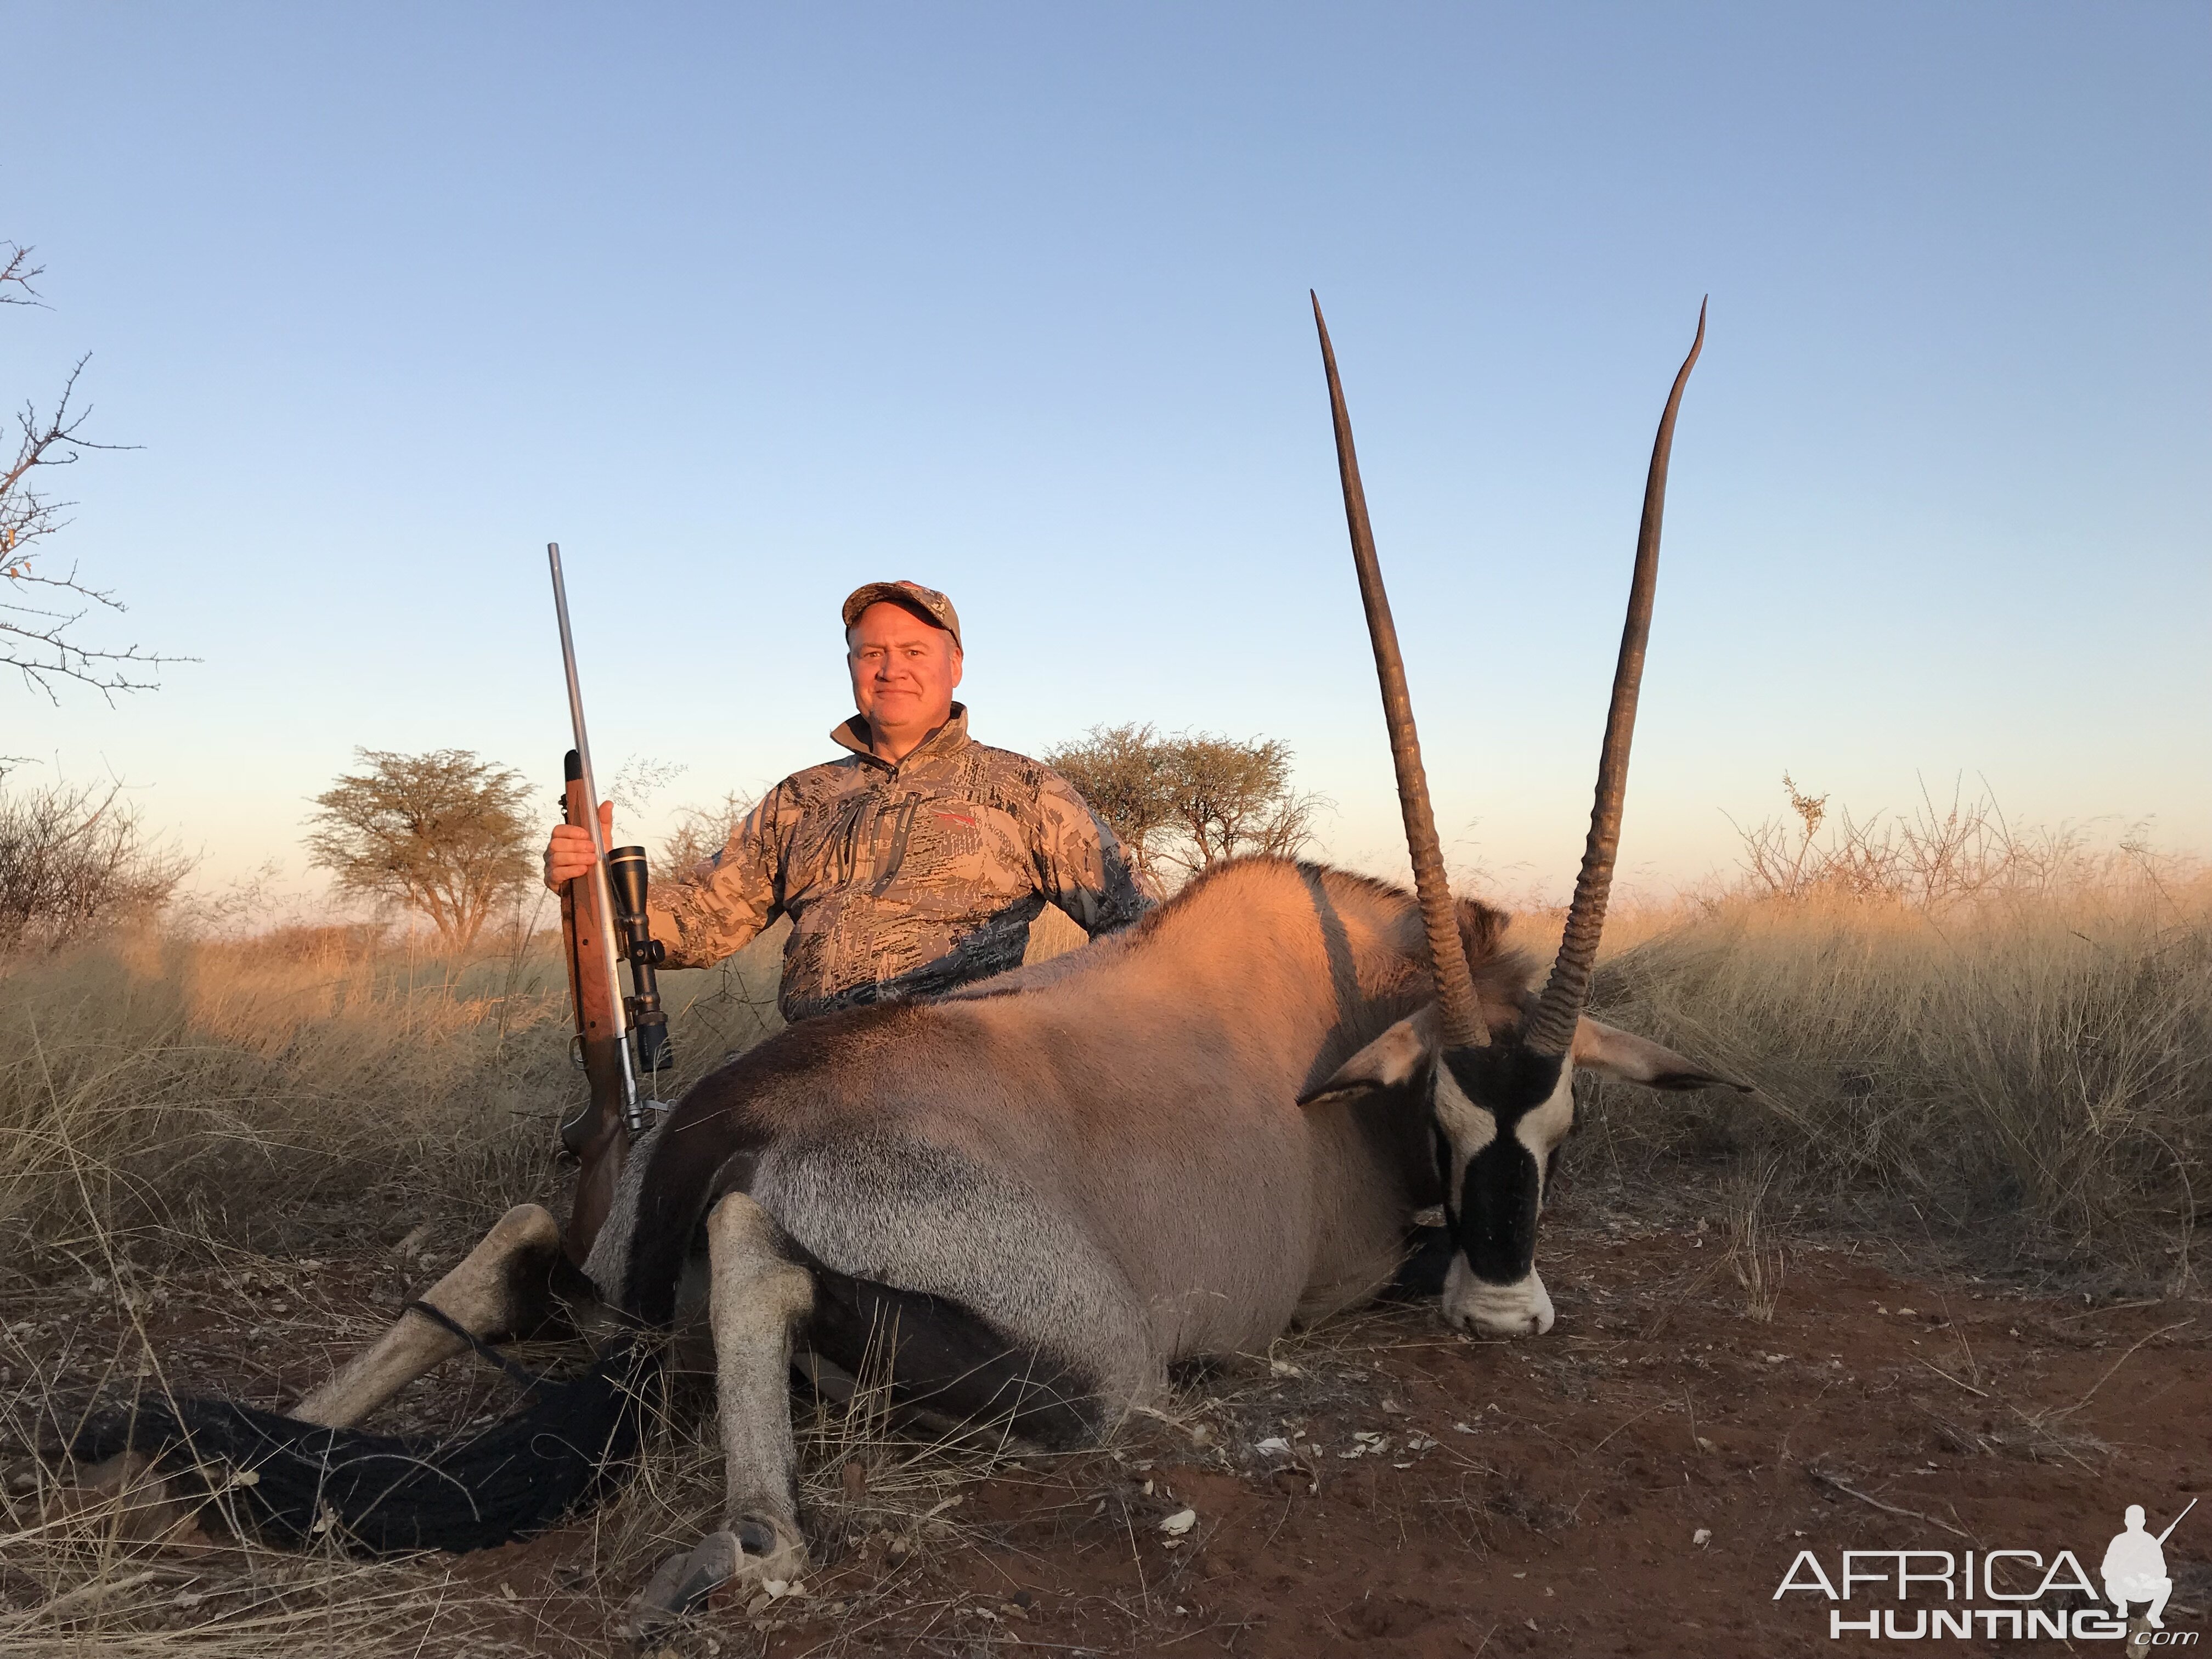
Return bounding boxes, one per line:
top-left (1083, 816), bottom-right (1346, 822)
top-left (1577, 862), bottom-right (2211, 1286)
top-left (0, 1238), bottom-right (1032, 1654)
top-left (1724, 1153), bottom-right (1787, 1322)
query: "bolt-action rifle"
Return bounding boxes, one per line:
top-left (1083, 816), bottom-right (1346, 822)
top-left (549, 543), bottom-right (671, 1146)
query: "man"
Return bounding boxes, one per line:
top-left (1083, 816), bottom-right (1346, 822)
top-left (2101, 1504), bottom-right (2175, 1629)
top-left (544, 580), bottom-right (1151, 1023)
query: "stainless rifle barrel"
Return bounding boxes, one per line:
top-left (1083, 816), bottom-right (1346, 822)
top-left (548, 542), bottom-right (642, 1130)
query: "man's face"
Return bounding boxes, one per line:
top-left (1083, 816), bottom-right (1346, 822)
top-left (847, 600), bottom-right (962, 740)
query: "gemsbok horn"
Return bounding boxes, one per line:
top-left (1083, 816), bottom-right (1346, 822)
top-left (1523, 299), bottom-right (1706, 1055)
top-left (1305, 296), bottom-right (1742, 1339)
top-left (1311, 291), bottom-right (1488, 1050)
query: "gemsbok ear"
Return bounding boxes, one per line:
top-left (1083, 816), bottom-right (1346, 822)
top-left (1297, 1007), bottom-right (1439, 1106)
top-left (1573, 1016), bottom-right (1752, 1093)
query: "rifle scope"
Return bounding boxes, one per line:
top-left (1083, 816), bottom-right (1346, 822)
top-left (606, 846), bottom-right (673, 1075)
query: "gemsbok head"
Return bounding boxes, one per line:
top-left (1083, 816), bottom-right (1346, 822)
top-left (1301, 295), bottom-right (1748, 1338)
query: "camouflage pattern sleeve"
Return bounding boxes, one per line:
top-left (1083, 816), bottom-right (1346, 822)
top-left (645, 786), bottom-right (788, 969)
top-left (1027, 768), bottom-right (1154, 936)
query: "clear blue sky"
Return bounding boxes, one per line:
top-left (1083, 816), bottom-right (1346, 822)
top-left (8, 3), bottom-right (2207, 901)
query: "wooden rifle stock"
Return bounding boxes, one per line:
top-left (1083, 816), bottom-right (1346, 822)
top-left (556, 748), bottom-right (629, 1154)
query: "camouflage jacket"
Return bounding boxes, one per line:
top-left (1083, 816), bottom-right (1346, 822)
top-left (648, 705), bottom-right (1152, 1022)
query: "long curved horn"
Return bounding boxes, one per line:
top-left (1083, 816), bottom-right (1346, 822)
top-left (1312, 292), bottom-right (1487, 1049)
top-left (1523, 299), bottom-right (1707, 1057)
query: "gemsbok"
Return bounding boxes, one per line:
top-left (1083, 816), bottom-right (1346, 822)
top-left (80, 296), bottom-right (1746, 1630)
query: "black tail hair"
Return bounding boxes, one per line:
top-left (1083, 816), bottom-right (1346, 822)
top-left (71, 1340), bottom-right (660, 1554)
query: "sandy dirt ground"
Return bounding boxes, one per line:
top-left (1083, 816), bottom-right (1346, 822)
top-left (5, 1201), bottom-right (2206, 1657)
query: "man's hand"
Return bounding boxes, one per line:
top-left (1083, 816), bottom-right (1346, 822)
top-left (545, 800), bottom-right (616, 891)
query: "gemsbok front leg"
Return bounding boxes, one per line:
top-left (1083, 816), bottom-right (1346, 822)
top-left (291, 1203), bottom-right (567, 1429)
top-left (626, 1191), bottom-right (814, 1636)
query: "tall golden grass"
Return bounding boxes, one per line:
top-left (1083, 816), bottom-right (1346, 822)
top-left (0, 924), bottom-right (793, 1651)
top-left (0, 922), bottom-right (788, 1259)
top-left (1579, 865), bottom-right (2209, 1286)
top-left (1, 846), bottom-right (2200, 1315)
top-left (3, 857), bottom-right (2203, 1277)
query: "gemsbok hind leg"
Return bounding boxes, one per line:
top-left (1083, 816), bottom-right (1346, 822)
top-left (627, 1191), bottom-right (813, 1637)
top-left (291, 1203), bottom-right (567, 1429)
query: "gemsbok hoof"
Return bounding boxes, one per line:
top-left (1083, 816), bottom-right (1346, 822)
top-left (625, 1530), bottom-right (738, 1641)
top-left (623, 1520), bottom-right (810, 1640)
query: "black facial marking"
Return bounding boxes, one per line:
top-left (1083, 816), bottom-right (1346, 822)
top-left (1440, 1043), bottom-right (1566, 1130)
top-left (1457, 1138), bottom-right (1542, 1283)
top-left (1435, 1041), bottom-right (1567, 1286)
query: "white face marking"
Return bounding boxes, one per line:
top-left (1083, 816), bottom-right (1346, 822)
top-left (1514, 1063), bottom-right (1578, 1210)
top-left (1430, 1066), bottom-right (1493, 1214)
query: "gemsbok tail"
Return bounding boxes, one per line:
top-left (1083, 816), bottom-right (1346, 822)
top-left (71, 1339), bottom-right (659, 1554)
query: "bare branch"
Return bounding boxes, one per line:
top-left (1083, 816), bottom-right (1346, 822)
top-left (1729, 772), bottom-right (2094, 909)
top-left (2, 550), bottom-right (180, 701)
top-left (0, 775), bottom-right (195, 953)
top-left (661, 787), bottom-right (760, 874)
top-left (2, 242), bottom-right (180, 702)
top-left (0, 243), bottom-right (48, 308)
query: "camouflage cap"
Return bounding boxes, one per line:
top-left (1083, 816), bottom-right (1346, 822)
top-left (841, 580), bottom-right (962, 650)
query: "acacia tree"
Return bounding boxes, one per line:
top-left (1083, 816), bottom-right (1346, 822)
top-left (2, 241), bottom-right (178, 702)
top-left (305, 749), bottom-right (537, 950)
top-left (1161, 732), bottom-right (1324, 878)
top-left (1046, 724), bottom-right (1326, 885)
top-left (1038, 723), bottom-right (1181, 885)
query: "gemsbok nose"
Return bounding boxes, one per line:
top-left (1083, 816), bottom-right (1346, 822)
top-left (1443, 1261), bottom-right (1556, 1338)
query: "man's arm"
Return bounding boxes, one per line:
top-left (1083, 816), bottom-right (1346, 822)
top-left (543, 791), bottom-right (785, 969)
top-left (1028, 769), bottom-right (1155, 936)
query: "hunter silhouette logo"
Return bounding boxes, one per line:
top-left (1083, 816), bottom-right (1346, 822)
top-left (2107, 1500), bottom-right (2194, 1630)
top-left (1773, 1495), bottom-right (2199, 1642)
